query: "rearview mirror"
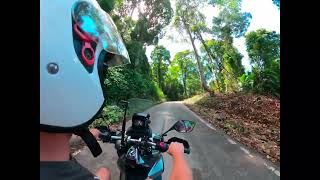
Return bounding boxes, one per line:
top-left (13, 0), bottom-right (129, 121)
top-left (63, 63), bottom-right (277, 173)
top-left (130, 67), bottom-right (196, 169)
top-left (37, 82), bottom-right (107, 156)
top-left (172, 120), bottom-right (196, 133)
top-left (162, 120), bottom-right (196, 137)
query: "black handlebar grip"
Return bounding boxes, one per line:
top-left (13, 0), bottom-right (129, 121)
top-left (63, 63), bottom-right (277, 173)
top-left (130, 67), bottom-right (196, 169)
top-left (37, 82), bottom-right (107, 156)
top-left (96, 126), bottom-right (111, 143)
top-left (99, 132), bottom-right (111, 143)
top-left (166, 137), bottom-right (191, 155)
top-left (184, 148), bottom-right (190, 154)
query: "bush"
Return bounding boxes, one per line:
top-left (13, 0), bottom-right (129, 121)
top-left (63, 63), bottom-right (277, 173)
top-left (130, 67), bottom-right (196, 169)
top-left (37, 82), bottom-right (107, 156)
top-left (89, 105), bottom-right (124, 128)
top-left (151, 81), bottom-right (166, 101)
top-left (239, 59), bottom-right (280, 97)
top-left (163, 79), bottom-right (184, 100)
top-left (104, 65), bottom-right (165, 103)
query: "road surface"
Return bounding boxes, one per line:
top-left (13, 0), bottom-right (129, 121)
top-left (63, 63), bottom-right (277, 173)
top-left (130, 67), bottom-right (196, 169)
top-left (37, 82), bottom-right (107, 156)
top-left (74, 102), bottom-right (280, 180)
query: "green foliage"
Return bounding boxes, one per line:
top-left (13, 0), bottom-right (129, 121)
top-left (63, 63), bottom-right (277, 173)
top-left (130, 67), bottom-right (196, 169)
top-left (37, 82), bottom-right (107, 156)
top-left (209, 0), bottom-right (252, 43)
top-left (173, 0), bottom-right (205, 30)
top-left (163, 75), bottom-right (184, 100)
top-left (222, 44), bottom-right (245, 77)
top-left (239, 72), bottom-right (254, 91)
top-left (162, 50), bottom-right (202, 100)
top-left (131, 0), bottom-right (173, 45)
top-left (97, 0), bottom-right (118, 12)
top-left (125, 40), bottom-right (151, 74)
top-left (94, 0), bottom-right (280, 108)
top-left (112, 0), bottom-right (173, 45)
top-left (95, 0), bottom-right (168, 112)
top-left (201, 39), bottom-right (244, 93)
top-left (151, 45), bottom-right (171, 90)
top-left (89, 105), bottom-right (124, 128)
top-left (172, 50), bottom-right (201, 97)
top-left (102, 105), bottom-right (124, 123)
top-left (104, 65), bottom-right (165, 104)
top-left (186, 71), bottom-right (202, 96)
top-left (239, 59), bottom-right (280, 97)
top-left (104, 65), bottom-right (131, 103)
top-left (173, 0), bottom-right (212, 93)
top-left (245, 29), bottom-right (280, 70)
top-left (242, 29), bottom-right (280, 97)
top-left (154, 83), bottom-right (166, 101)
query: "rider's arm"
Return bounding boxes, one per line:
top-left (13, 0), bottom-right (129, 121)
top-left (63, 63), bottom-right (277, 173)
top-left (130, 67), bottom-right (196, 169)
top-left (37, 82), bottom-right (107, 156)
top-left (167, 142), bottom-right (192, 180)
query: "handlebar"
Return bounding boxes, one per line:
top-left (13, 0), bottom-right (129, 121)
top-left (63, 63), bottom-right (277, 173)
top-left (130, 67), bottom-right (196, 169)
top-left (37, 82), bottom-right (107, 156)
top-left (99, 132), bottom-right (190, 154)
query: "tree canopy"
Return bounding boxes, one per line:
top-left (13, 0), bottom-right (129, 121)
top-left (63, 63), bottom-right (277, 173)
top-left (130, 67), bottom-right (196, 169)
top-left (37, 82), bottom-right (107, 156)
top-left (95, 0), bottom-right (280, 103)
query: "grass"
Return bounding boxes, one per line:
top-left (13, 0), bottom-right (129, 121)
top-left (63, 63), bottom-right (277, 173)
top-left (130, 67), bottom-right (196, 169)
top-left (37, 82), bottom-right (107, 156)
top-left (183, 93), bottom-right (206, 105)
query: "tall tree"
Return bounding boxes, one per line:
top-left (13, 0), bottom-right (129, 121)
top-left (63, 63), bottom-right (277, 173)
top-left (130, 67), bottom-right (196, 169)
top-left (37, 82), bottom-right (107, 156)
top-left (97, 0), bottom-right (170, 102)
top-left (200, 39), bottom-right (224, 91)
top-left (201, 39), bottom-right (244, 92)
top-left (191, 21), bottom-right (219, 75)
top-left (174, 0), bottom-right (213, 94)
top-left (245, 29), bottom-right (280, 70)
top-left (131, 0), bottom-right (173, 45)
top-left (171, 50), bottom-right (195, 96)
top-left (209, 0), bottom-right (252, 44)
top-left (109, 0), bottom-right (173, 72)
top-left (244, 29), bottom-right (280, 96)
top-left (165, 50), bottom-right (201, 99)
top-left (201, 0), bottom-right (249, 92)
top-left (164, 65), bottom-right (184, 100)
top-left (112, 0), bottom-right (173, 45)
top-left (151, 45), bottom-right (171, 90)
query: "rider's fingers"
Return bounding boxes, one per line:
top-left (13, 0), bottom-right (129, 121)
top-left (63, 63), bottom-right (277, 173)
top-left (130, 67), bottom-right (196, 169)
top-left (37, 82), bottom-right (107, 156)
top-left (95, 167), bottom-right (110, 180)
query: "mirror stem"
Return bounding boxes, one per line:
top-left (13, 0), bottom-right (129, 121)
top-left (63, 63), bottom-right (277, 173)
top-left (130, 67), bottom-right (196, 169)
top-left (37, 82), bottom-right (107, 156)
top-left (121, 100), bottom-right (129, 147)
top-left (161, 128), bottom-right (172, 137)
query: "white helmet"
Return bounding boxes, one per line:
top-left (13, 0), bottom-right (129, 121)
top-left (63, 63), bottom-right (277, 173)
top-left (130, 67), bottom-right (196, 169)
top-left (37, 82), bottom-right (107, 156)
top-left (40, 0), bottom-right (130, 133)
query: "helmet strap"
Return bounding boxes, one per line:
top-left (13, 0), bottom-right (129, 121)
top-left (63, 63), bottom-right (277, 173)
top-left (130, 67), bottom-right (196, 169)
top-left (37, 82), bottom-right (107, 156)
top-left (74, 128), bottom-right (102, 157)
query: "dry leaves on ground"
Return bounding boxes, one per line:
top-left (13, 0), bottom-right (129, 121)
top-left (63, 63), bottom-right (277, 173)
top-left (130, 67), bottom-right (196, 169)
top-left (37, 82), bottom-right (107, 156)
top-left (185, 93), bottom-right (280, 163)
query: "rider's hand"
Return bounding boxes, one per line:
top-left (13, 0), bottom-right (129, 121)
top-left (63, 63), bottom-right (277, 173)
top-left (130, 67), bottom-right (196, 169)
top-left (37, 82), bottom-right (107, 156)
top-left (89, 128), bottom-right (101, 140)
top-left (91, 126), bottom-right (112, 142)
top-left (167, 142), bottom-right (184, 157)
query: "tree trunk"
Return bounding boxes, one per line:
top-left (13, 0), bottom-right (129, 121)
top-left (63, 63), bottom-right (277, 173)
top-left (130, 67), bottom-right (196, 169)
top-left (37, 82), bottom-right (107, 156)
top-left (180, 61), bottom-right (187, 96)
top-left (129, 7), bottom-right (136, 19)
top-left (183, 72), bottom-right (187, 96)
top-left (183, 20), bottom-right (213, 94)
top-left (195, 31), bottom-right (223, 92)
top-left (157, 59), bottom-right (161, 89)
top-left (198, 31), bottom-right (239, 85)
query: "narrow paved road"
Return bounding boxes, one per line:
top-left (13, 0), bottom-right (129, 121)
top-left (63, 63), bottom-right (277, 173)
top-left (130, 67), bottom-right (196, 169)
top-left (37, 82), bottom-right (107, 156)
top-left (75, 102), bottom-right (280, 180)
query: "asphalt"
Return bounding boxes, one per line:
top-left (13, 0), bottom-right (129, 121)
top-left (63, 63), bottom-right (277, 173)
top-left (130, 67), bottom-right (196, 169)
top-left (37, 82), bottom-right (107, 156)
top-left (74, 101), bottom-right (280, 180)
